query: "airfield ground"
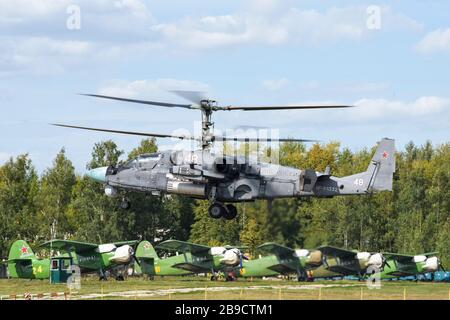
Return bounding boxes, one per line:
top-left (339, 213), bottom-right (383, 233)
top-left (0, 277), bottom-right (449, 300)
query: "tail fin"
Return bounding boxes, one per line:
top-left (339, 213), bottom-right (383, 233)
top-left (8, 240), bottom-right (35, 261)
top-left (135, 240), bottom-right (159, 260)
top-left (366, 138), bottom-right (396, 191)
top-left (135, 240), bottom-right (158, 276)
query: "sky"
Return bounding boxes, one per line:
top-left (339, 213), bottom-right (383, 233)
top-left (0, 0), bottom-right (449, 174)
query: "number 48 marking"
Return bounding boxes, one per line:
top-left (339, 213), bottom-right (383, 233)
top-left (354, 178), bottom-right (364, 186)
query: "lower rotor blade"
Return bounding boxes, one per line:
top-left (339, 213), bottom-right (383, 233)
top-left (214, 136), bottom-right (318, 143)
top-left (51, 124), bottom-right (199, 141)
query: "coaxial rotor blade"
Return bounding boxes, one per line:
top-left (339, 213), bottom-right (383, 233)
top-left (213, 136), bottom-right (319, 143)
top-left (51, 123), bottom-right (199, 141)
top-left (221, 105), bottom-right (354, 111)
top-left (80, 93), bottom-right (197, 109)
top-left (170, 90), bottom-right (208, 104)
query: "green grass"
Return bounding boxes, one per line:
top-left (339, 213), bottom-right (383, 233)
top-left (0, 276), bottom-right (448, 300)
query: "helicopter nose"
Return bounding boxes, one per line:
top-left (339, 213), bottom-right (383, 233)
top-left (86, 167), bottom-right (108, 183)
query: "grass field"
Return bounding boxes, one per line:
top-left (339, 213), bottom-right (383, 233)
top-left (0, 276), bottom-right (449, 300)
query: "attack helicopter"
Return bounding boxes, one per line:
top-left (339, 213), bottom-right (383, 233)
top-left (53, 91), bottom-right (395, 220)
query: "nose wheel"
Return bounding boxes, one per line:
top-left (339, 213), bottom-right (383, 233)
top-left (208, 203), bottom-right (238, 220)
top-left (119, 197), bottom-right (131, 210)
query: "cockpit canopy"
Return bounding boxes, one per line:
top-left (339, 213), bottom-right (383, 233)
top-left (123, 153), bottom-right (163, 169)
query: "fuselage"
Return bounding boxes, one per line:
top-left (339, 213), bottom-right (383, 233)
top-left (98, 149), bottom-right (368, 203)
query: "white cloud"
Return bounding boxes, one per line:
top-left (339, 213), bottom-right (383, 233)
top-left (0, 0), bottom-right (151, 20)
top-left (416, 28), bottom-right (450, 54)
top-left (264, 96), bottom-right (450, 128)
top-left (353, 96), bottom-right (450, 120)
top-left (0, 37), bottom-right (92, 76)
top-left (152, 5), bottom-right (422, 50)
top-left (0, 2), bottom-right (424, 75)
top-left (0, 0), bottom-right (70, 21)
top-left (262, 78), bottom-right (289, 91)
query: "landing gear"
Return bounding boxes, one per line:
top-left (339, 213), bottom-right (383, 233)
top-left (223, 204), bottom-right (237, 220)
top-left (119, 197), bottom-right (131, 210)
top-left (297, 275), bottom-right (306, 282)
top-left (225, 275), bottom-right (235, 282)
top-left (207, 203), bottom-right (238, 220)
top-left (208, 203), bottom-right (225, 219)
top-left (115, 275), bottom-right (125, 281)
top-left (297, 270), bottom-right (307, 282)
top-left (99, 269), bottom-right (108, 281)
top-left (210, 269), bottom-right (218, 281)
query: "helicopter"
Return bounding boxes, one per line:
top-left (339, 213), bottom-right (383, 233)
top-left (53, 91), bottom-right (395, 220)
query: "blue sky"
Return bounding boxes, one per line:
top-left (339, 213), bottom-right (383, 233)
top-left (1, 0), bottom-right (449, 173)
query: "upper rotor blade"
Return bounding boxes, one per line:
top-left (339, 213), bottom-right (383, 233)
top-left (222, 105), bottom-right (354, 111)
top-left (214, 136), bottom-right (318, 143)
top-left (80, 93), bottom-right (196, 109)
top-left (51, 124), bottom-right (199, 141)
top-left (170, 90), bottom-right (208, 105)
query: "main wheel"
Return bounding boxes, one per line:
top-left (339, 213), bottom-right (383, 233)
top-left (208, 203), bottom-right (225, 219)
top-left (120, 198), bottom-right (131, 210)
top-left (225, 275), bottom-right (235, 282)
top-left (115, 275), bottom-right (125, 281)
top-left (223, 204), bottom-right (238, 220)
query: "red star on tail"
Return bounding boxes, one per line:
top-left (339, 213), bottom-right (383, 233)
top-left (20, 246), bottom-right (28, 254)
top-left (382, 151), bottom-right (389, 159)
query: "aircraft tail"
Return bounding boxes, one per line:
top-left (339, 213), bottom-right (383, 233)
top-left (335, 138), bottom-right (395, 195)
top-left (135, 240), bottom-right (158, 276)
top-left (135, 240), bottom-right (159, 260)
top-left (365, 138), bottom-right (396, 192)
top-left (8, 240), bottom-right (35, 261)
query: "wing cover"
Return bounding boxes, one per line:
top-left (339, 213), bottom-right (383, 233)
top-left (257, 242), bottom-right (295, 258)
top-left (40, 239), bottom-right (98, 253)
top-left (156, 240), bottom-right (211, 254)
top-left (317, 246), bottom-right (357, 259)
top-left (171, 263), bottom-right (209, 273)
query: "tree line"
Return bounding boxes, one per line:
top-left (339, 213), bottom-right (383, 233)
top-left (0, 139), bottom-right (448, 267)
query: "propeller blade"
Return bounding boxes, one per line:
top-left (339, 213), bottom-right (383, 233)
top-left (51, 124), bottom-right (200, 141)
top-left (170, 90), bottom-right (208, 104)
top-left (221, 104), bottom-right (354, 111)
top-left (213, 136), bottom-right (319, 143)
top-left (80, 93), bottom-right (197, 109)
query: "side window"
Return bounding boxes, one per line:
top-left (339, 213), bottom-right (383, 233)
top-left (51, 260), bottom-right (59, 270)
top-left (62, 259), bottom-right (71, 270)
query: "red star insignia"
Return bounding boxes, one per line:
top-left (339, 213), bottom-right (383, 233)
top-left (20, 246), bottom-right (28, 254)
top-left (382, 151), bottom-right (389, 159)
